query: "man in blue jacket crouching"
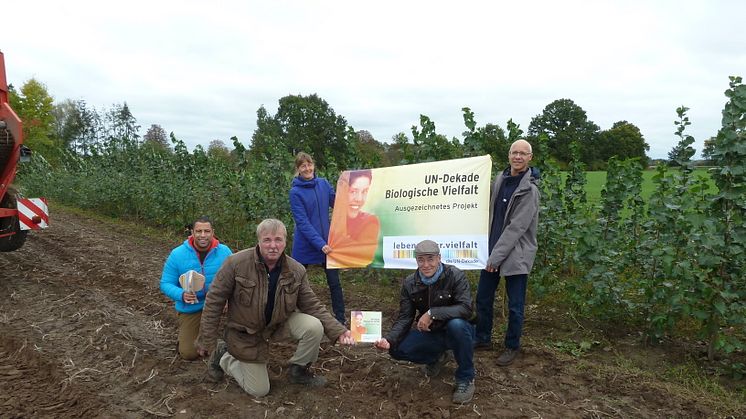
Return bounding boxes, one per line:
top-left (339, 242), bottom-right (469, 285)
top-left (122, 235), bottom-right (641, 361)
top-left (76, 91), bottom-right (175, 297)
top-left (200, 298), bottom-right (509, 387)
top-left (160, 216), bottom-right (232, 360)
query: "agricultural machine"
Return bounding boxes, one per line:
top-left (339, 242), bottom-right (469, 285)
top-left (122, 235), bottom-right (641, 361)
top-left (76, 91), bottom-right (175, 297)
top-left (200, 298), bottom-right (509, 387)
top-left (0, 51), bottom-right (48, 251)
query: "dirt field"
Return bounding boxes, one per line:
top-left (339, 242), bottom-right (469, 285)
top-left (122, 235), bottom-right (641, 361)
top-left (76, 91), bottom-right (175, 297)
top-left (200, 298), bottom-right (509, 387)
top-left (1, 209), bottom-right (742, 418)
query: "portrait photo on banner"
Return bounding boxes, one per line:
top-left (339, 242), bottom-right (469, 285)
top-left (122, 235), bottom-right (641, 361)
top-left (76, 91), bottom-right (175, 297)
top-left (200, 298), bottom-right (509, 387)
top-left (327, 155), bottom-right (492, 270)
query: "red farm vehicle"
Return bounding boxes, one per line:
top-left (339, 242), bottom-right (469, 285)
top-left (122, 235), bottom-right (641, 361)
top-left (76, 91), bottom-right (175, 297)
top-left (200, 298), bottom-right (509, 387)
top-left (0, 51), bottom-right (49, 251)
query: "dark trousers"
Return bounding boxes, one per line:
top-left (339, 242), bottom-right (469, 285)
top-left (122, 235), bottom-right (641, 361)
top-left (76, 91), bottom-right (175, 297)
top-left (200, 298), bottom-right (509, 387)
top-left (324, 267), bottom-right (345, 324)
top-left (304, 263), bottom-right (345, 324)
top-left (389, 318), bottom-right (475, 382)
top-left (475, 270), bottom-right (528, 349)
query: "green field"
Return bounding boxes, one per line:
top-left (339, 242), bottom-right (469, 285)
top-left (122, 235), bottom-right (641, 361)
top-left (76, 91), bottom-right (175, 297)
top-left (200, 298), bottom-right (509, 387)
top-left (583, 168), bottom-right (717, 203)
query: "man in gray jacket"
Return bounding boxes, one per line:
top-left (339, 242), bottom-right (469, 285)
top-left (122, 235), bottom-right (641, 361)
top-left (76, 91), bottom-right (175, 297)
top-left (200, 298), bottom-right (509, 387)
top-left (474, 139), bottom-right (540, 366)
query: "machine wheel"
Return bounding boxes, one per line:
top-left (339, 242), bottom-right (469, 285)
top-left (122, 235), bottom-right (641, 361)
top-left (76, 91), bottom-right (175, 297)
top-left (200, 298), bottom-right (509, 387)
top-left (0, 189), bottom-right (28, 252)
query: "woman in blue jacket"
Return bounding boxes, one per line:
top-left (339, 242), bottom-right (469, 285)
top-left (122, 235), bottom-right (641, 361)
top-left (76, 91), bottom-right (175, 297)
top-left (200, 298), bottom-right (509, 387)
top-left (289, 152), bottom-right (345, 324)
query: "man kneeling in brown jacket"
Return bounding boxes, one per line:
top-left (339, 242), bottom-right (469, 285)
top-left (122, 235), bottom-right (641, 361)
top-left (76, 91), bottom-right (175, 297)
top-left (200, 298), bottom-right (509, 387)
top-left (196, 218), bottom-right (354, 397)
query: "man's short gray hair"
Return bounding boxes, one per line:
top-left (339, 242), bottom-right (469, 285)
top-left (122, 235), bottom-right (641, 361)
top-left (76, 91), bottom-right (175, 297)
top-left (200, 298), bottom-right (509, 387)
top-left (256, 218), bottom-right (287, 240)
top-left (510, 139), bottom-right (533, 154)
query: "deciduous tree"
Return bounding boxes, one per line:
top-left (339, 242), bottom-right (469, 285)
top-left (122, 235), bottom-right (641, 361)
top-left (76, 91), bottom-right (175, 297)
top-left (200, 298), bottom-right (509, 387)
top-left (461, 107), bottom-right (515, 172)
top-left (207, 139), bottom-right (232, 162)
top-left (386, 132), bottom-right (411, 165)
top-left (250, 94), bottom-right (351, 170)
top-left (350, 130), bottom-right (385, 168)
top-left (667, 106), bottom-right (696, 166)
top-left (143, 124), bottom-right (170, 152)
top-left (701, 137), bottom-right (717, 163)
top-left (52, 99), bottom-right (101, 155)
top-left (104, 102), bottom-right (140, 149)
top-left (9, 78), bottom-right (57, 157)
top-left (597, 121), bottom-right (650, 168)
top-left (410, 115), bottom-right (461, 163)
top-left (528, 99), bottom-right (599, 166)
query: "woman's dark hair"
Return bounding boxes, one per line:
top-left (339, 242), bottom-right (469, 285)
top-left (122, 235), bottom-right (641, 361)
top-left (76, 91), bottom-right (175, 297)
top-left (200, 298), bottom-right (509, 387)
top-left (349, 169), bottom-right (372, 185)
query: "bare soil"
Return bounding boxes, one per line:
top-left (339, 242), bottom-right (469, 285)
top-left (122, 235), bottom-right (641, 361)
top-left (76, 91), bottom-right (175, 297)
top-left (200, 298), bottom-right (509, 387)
top-left (1, 209), bottom-right (743, 418)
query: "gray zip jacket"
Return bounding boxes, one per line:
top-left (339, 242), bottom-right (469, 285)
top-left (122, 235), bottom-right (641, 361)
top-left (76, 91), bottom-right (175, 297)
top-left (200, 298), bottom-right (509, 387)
top-left (486, 167), bottom-right (540, 276)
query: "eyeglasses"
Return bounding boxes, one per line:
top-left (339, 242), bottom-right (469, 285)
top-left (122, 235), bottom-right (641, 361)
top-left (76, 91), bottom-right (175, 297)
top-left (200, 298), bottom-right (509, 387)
top-left (510, 151), bottom-right (531, 157)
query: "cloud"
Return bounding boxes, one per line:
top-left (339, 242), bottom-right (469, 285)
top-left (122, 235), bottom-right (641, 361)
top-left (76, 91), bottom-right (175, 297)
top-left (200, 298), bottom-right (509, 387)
top-left (3, 0), bottom-right (745, 158)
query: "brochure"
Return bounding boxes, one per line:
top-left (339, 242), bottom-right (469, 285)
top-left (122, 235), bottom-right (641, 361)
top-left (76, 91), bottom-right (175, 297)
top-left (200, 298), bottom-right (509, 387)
top-left (350, 310), bottom-right (382, 343)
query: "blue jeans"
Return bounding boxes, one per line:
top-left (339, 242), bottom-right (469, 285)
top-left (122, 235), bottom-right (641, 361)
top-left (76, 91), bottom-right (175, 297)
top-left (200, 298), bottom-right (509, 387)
top-left (475, 270), bottom-right (527, 349)
top-left (324, 267), bottom-right (345, 324)
top-left (304, 264), bottom-right (345, 324)
top-left (389, 318), bottom-right (475, 382)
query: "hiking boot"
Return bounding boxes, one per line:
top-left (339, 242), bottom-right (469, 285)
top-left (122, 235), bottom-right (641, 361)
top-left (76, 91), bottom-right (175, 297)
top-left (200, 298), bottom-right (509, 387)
top-left (496, 348), bottom-right (519, 366)
top-left (452, 380), bottom-right (475, 404)
top-left (288, 364), bottom-right (327, 387)
top-left (424, 351), bottom-right (449, 378)
top-left (207, 340), bottom-right (228, 382)
top-left (473, 341), bottom-right (492, 351)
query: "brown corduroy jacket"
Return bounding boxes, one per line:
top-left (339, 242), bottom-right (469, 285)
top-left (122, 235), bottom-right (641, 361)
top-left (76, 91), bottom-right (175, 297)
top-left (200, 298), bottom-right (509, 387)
top-left (197, 247), bottom-right (345, 362)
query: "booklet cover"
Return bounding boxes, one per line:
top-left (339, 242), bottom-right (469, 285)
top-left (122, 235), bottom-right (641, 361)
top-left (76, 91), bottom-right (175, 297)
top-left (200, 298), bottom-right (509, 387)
top-left (350, 310), bottom-right (382, 343)
top-left (178, 270), bottom-right (205, 295)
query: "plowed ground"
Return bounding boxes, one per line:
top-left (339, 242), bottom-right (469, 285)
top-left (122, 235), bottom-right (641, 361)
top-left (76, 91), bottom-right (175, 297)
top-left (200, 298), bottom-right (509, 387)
top-left (1, 210), bottom-right (742, 418)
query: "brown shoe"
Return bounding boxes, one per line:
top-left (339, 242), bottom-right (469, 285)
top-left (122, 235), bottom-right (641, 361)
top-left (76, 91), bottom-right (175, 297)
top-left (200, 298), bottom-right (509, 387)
top-left (496, 348), bottom-right (519, 366)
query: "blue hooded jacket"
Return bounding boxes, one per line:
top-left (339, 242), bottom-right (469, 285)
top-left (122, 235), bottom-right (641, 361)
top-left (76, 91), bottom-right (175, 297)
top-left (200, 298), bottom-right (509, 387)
top-left (289, 175), bottom-right (335, 264)
top-left (159, 238), bottom-right (232, 314)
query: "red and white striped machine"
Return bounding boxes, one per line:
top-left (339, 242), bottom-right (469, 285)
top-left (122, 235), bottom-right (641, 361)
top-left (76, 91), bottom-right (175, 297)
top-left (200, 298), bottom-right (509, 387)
top-left (0, 51), bottom-right (49, 251)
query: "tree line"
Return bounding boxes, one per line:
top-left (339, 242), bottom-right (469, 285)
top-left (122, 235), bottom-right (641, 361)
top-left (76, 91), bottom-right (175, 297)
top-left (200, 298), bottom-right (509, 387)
top-left (10, 79), bottom-right (657, 171)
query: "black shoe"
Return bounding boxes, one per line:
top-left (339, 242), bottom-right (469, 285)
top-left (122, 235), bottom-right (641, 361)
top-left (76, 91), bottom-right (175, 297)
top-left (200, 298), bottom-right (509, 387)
top-left (496, 348), bottom-right (519, 366)
top-left (424, 351), bottom-right (450, 378)
top-left (288, 364), bottom-right (327, 387)
top-left (208, 341), bottom-right (227, 382)
top-left (473, 341), bottom-right (492, 351)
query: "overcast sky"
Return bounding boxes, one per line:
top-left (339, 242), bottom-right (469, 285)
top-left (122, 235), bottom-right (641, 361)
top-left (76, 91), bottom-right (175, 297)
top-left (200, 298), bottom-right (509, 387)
top-left (3, 1), bottom-right (745, 159)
